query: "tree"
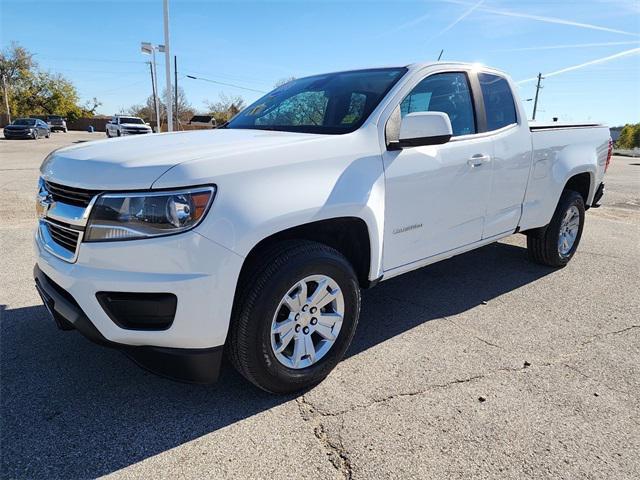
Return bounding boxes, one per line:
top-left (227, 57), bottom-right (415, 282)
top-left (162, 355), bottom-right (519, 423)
top-left (615, 123), bottom-right (640, 149)
top-left (0, 42), bottom-right (98, 121)
top-left (0, 42), bottom-right (36, 120)
top-left (22, 71), bottom-right (82, 119)
top-left (205, 93), bottom-right (246, 124)
top-left (122, 95), bottom-right (162, 123)
top-left (163, 86), bottom-right (195, 125)
top-left (274, 76), bottom-right (296, 88)
top-left (123, 86), bottom-right (195, 128)
top-left (82, 97), bottom-right (102, 116)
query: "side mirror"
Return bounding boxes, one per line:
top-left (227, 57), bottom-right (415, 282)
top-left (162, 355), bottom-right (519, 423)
top-left (389, 112), bottom-right (453, 150)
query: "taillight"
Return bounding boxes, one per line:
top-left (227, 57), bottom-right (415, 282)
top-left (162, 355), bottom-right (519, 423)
top-left (605, 138), bottom-right (613, 173)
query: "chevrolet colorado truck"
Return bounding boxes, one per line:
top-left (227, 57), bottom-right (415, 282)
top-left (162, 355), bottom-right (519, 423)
top-left (34, 63), bottom-right (611, 393)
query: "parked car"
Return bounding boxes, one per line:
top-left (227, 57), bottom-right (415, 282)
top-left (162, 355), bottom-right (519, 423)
top-left (105, 115), bottom-right (152, 137)
top-left (4, 118), bottom-right (50, 139)
top-left (47, 115), bottom-right (68, 132)
top-left (34, 62), bottom-right (610, 393)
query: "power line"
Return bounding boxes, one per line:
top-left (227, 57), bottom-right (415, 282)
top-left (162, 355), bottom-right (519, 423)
top-left (181, 68), bottom-right (270, 86)
top-left (517, 47), bottom-right (640, 84)
top-left (37, 55), bottom-right (147, 65)
top-left (184, 75), bottom-right (267, 94)
top-left (92, 79), bottom-right (149, 97)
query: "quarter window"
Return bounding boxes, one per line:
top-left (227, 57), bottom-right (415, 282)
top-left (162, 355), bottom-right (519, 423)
top-left (400, 72), bottom-right (476, 136)
top-left (478, 73), bottom-right (517, 131)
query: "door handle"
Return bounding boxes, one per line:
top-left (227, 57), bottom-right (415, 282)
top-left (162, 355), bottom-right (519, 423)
top-left (467, 154), bottom-right (491, 167)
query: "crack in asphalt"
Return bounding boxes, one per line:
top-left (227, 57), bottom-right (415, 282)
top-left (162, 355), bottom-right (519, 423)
top-left (582, 325), bottom-right (639, 345)
top-left (296, 395), bottom-right (353, 479)
top-left (292, 366), bottom-right (536, 477)
top-left (301, 362), bottom-right (556, 420)
top-left (446, 316), bottom-right (504, 350)
top-left (562, 363), bottom-right (633, 396)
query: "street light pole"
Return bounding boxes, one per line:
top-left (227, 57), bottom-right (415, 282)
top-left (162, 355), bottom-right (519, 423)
top-left (163, 0), bottom-right (173, 132)
top-left (141, 42), bottom-right (162, 132)
top-left (152, 48), bottom-right (161, 131)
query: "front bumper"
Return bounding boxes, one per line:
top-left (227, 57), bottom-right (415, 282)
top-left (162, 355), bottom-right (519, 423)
top-left (121, 129), bottom-right (151, 135)
top-left (34, 265), bottom-right (224, 383)
top-left (4, 130), bottom-right (34, 138)
top-left (34, 228), bottom-right (244, 383)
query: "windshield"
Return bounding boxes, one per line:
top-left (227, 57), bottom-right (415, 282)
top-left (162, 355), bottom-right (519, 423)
top-left (227, 67), bottom-right (407, 134)
top-left (48, 115), bottom-right (62, 120)
top-left (13, 119), bottom-right (37, 126)
top-left (119, 117), bottom-right (144, 124)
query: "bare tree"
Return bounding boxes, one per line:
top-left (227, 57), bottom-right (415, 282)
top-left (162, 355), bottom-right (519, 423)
top-left (123, 87), bottom-right (194, 128)
top-left (274, 76), bottom-right (296, 88)
top-left (205, 93), bottom-right (246, 124)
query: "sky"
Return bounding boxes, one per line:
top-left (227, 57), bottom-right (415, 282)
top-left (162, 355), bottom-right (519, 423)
top-left (1, 0), bottom-right (639, 125)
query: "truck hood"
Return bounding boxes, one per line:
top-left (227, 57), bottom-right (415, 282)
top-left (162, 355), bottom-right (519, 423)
top-left (40, 129), bottom-right (327, 190)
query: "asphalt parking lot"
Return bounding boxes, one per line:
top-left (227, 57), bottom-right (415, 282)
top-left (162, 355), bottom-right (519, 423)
top-left (1, 130), bottom-right (638, 479)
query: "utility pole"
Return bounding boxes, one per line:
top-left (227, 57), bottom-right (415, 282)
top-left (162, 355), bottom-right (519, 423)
top-left (532, 72), bottom-right (543, 121)
top-left (163, 0), bottom-right (173, 131)
top-left (1, 74), bottom-right (10, 124)
top-left (174, 55), bottom-right (179, 130)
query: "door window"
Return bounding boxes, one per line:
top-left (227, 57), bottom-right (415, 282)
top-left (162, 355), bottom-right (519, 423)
top-left (478, 73), bottom-right (517, 131)
top-left (400, 72), bottom-right (476, 136)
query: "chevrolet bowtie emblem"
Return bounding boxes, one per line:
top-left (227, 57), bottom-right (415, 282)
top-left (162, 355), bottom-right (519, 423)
top-left (36, 193), bottom-right (53, 219)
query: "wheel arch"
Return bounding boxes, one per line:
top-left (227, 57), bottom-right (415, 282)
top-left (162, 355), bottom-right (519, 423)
top-left (236, 217), bottom-right (374, 291)
top-left (563, 171), bottom-right (593, 208)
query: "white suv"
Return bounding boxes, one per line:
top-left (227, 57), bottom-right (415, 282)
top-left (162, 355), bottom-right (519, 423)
top-left (106, 115), bottom-right (152, 137)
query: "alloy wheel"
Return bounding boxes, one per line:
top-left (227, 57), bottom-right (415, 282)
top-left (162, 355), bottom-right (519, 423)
top-left (270, 274), bottom-right (344, 369)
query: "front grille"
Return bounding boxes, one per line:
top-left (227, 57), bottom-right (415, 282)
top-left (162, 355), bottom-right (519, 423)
top-left (45, 181), bottom-right (100, 207)
top-left (46, 222), bottom-right (80, 254)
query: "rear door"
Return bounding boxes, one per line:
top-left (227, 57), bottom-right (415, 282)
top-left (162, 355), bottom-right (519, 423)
top-left (382, 70), bottom-right (494, 270)
top-left (476, 72), bottom-right (532, 238)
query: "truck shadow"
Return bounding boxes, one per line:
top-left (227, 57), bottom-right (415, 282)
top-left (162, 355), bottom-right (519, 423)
top-left (0, 240), bottom-right (553, 478)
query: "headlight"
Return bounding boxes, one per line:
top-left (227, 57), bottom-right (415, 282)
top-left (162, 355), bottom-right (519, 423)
top-left (85, 186), bottom-right (215, 241)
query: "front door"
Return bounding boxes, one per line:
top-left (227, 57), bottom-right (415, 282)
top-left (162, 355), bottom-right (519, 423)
top-left (382, 71), bottom-right (493, 271)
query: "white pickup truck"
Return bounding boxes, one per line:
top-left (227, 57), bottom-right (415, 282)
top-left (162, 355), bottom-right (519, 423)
top-left (34, 62), bottom-right (611, 393)
top-left (105, 115), bottom-right (153, 137)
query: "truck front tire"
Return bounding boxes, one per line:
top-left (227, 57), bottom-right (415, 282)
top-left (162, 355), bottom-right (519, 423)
top-left (228, 240), bottom-right (361, 393)
top-left (527, 190), bottom-right (585, 267)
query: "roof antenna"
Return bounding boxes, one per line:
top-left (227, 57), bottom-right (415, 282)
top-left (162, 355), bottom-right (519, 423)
top-left (437, 49), bottom-right (444, 61)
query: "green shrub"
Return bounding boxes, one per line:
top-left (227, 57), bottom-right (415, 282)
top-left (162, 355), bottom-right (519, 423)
top-left (615, 123), bottom-right (640, 149)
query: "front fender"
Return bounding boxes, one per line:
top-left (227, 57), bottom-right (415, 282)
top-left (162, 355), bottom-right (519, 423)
top-left (159, 145), bottom-right (387, 281)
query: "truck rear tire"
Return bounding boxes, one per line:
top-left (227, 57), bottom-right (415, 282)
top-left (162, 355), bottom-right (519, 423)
top-left (228, 240), bottom-right (361, 393)
top-left (527, 190), bottom-right (585, 267)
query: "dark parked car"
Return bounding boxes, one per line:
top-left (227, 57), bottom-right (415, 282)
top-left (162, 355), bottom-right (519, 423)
top-left (47, 115), bottom-right (68, 132)
top-left (4, 118), bottom-right (51, 140)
